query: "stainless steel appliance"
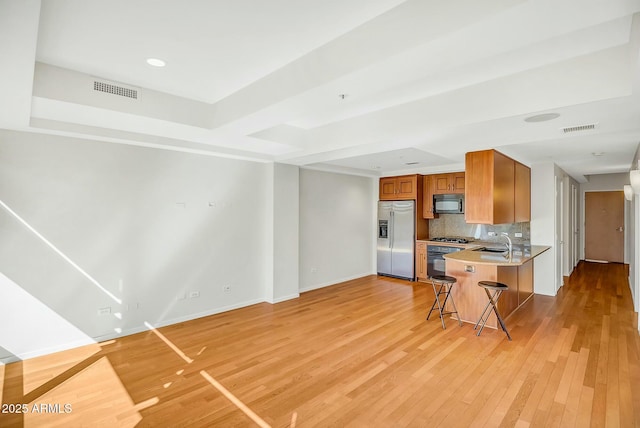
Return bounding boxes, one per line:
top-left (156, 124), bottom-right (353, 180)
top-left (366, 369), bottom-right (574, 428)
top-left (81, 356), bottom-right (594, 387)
top-left (429, 237), bottom-right (472, 244)
top-left (434, 194), bottom-right (464, 214)
top-left (377, 200), bottom-right (415, 280)
top-left (427, 245), bottom-right (464, 277)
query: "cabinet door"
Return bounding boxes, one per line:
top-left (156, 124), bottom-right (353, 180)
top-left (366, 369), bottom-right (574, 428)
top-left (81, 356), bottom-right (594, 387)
top-left (396, 175), bottom-right (417, 199)
top-left (465, 150), bottom-right (495, 224)
top-left (379, 177), bottom-right (398, 200)
top-left (416, 242), bottom-right (427, 280)
top-left (446, 260), bottom-right (498, 326)
top-left (432, 174), bottom-right (451, 194)
top-left (514, 162), bottom-right (531, 222)
top-left (497, 266), bottom-right (519, 319)
top-left (451, 172), bottom-right (465, 194)
top-left (422, 175), bottom-right (437, 219)
top-left (517, 259), bottom-right (533, 305)
top-left (493, 151), bottom-right (515, 224)
top-left (465, 150), bottom-right (516, 224)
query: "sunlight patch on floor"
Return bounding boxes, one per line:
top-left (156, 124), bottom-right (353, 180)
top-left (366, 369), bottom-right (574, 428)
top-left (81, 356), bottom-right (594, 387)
top-left (22, 344), bottom-right (101, 395)
top-left (144, 322), bottom-right (193, 364)
top-left (24, 356), bottom-right (147, 427)
top-left (200, 370), bottom-right (271, 428)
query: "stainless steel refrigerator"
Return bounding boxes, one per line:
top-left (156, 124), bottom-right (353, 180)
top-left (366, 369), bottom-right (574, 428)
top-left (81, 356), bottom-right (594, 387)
top-left (377, 200), bottom-right (415, 280)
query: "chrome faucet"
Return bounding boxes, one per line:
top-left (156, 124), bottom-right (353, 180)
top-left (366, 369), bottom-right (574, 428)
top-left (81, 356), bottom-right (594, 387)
top-left (500, 232), bottom-right (512, 255)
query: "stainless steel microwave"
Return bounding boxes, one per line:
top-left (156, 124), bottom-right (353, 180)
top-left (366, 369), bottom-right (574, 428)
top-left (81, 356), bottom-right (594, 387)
top-left (434, 194), bottom-right (464, 214)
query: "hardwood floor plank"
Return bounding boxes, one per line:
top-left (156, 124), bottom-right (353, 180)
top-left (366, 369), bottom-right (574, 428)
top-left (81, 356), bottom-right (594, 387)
top-left (0, 263), bottom-right (639, 427)
top-left (559, 347), bottom-right (589, 426)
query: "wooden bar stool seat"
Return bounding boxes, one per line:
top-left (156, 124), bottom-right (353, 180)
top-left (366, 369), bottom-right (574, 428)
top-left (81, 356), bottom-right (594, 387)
top-left (474, 280), bottom-right (512, 340)
top-left (426, 275), bottom-right (462, 329)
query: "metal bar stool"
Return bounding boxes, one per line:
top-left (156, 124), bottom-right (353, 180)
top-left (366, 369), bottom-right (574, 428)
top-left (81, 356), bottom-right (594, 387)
top-left (426, 275), bottom-right (462, 329)
top-left (474, 281), bottom-right (512, 340)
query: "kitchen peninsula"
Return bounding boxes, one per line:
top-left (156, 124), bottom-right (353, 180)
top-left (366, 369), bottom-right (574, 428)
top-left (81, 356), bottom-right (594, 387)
top-left (443, 245), bottom-right (550, 329)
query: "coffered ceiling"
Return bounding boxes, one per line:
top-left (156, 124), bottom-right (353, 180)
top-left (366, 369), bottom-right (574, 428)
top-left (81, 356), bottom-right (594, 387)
top-left (2, 0), bottom-right (640, 181)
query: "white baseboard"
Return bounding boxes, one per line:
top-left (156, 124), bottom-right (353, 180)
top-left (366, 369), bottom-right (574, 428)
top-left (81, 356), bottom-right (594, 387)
top-left (266, 293), bottom-right (300, 304)
top-left (0, 338), bottom-right (95, 364)
top-left (140, 298), bottom-right (266, 330)
top-left (299, 272), bottom-right (374, 294)
top-left (0, 297), bottom-right (267, 364)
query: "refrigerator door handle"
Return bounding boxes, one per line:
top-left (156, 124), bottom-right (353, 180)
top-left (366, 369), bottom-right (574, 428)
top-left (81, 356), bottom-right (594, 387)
top-left (389, 211), bottom-right (394, 248)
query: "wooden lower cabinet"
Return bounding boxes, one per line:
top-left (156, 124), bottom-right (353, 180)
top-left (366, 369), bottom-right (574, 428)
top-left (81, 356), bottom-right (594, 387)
top-left (445, 261), bottom-right (497, 326)
top-left (416, 242), bottom-right (427, 280)
top-left (445, 259), bottom-right (534, 329)
top-left (497, 266), bottom-right (519, 320)
top-left (517, 259), bottom-right (534, 304)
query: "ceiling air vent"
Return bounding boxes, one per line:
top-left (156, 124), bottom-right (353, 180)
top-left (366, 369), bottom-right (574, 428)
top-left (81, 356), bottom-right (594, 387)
top-left (93, 80), bottom-right (138, 99)
top-left (562, 123), bottom-right (597, 134)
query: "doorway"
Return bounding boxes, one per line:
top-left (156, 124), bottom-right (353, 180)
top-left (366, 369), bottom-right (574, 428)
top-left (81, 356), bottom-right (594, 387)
top-left (585, 191), bottom-right (624, 263)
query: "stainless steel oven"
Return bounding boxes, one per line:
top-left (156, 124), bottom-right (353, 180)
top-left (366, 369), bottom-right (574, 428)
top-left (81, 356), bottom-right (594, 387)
top-left (427, 245), bottom-right (464, 277)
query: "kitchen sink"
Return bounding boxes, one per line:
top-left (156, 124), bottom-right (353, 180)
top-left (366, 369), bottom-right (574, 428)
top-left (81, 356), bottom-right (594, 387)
top-left (472, 247), bottom-right (508, 253)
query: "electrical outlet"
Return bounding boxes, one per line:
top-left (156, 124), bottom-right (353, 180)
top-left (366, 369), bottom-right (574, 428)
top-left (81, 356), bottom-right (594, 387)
top-left (98, 307), bottom-right (111, 315)
top-left (515, 232), bottom-right (523, 238)
top-left (189, 291), bottom-right (200, 298)
top-left (223, 285), bottom-right (231, 293)
top-left (488, 232), bottom-right (496, 236)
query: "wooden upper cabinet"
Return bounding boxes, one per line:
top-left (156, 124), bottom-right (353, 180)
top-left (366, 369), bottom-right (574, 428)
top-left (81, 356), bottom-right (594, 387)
top-left (432, 172), bottom-right (465, 194)
top-left (451, 172), bottom-right (465, 193)
top-left (465, 149), bottom-right (529, 224)
top-left (396, 175), bottom-right (417, 199)
top-left (493, 150), bottom-right (515, 224)
top-left (379, 174), bottom-right (418, 200)
top-left (433, 174), bottom-right (450, 194)
top-left (379, 177), bottom-right (399, 199)
top-left (514, 161), bottom-right (531, 223)
top-left (422, 175), bottom-right (437, 219)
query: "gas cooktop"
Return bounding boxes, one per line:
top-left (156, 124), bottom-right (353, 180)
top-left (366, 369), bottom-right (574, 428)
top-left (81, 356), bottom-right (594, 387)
top-left (430, 237), bottom-right (474, 244)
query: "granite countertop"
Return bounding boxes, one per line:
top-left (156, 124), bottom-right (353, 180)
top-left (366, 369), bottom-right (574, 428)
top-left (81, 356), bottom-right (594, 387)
top-left (443, 245), bottom-right (551, 266)
top-left (416, 239), bottom-right (479, 248)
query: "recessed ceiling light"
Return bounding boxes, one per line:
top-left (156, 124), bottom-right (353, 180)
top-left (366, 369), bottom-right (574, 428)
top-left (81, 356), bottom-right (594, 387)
top-left (146, 58), bottom-right (166, 67)
top-left (592, 152), bottom-right (605, 157)
top-left (524, 113), bottom-right (560, 123)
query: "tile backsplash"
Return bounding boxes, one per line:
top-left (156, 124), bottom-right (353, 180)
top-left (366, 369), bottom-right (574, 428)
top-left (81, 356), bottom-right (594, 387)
top-left (429, 214), bottom-right (530, 244)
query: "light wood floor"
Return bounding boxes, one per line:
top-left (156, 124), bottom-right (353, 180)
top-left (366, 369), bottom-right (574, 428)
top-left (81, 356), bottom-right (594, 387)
top-left (1, 261), bottom-right (639, 427)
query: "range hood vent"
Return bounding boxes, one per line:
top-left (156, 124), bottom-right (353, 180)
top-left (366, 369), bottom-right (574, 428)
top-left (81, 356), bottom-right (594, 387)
top-left (562, 123), bottom-right (597, 134)
top-left (93, 80), bottom-right (138, 99)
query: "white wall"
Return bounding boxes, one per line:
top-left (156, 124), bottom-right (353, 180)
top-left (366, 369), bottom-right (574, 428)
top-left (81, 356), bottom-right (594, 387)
top-left (530, 161), bottom-right (556, 296)
top-left (632, 196), bottom-right (638, 313)
top-left (628, 147), bottom-right (640, 322)
top-left (268, 163), bottom-right (300, 303)
top-left (0, 130), bottom-right (271, 361)
top-left (298, 169), bottom-right (375, 292)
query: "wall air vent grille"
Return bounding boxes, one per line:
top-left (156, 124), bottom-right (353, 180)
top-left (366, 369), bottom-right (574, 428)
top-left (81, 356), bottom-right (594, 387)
top-left (562, 123), bottom-right (597, 133)
top-left (93, 81), bottom-right (138, 99)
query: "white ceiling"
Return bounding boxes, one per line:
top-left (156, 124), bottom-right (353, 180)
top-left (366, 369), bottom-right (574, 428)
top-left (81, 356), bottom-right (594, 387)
top-left (2, 0), bottom-right (640, 181)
